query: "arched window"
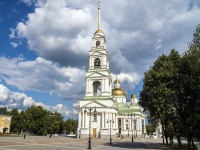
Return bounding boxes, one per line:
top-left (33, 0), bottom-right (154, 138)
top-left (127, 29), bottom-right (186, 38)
top-left (93, 81), bottom-right (101, 96)
top-left (96, 41), bottom-right (100, 48)
top-left (94, 58), bottom-right (101, 68)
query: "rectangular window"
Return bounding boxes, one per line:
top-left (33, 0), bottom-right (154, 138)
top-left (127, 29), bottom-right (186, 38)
top-left (126, 124), bottom-right (128, 129)
top-left (93, 114), bottom-right (97, 122)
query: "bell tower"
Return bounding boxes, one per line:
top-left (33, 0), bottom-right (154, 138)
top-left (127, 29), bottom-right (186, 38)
top-left (85, 1), bottom-right (112, 97)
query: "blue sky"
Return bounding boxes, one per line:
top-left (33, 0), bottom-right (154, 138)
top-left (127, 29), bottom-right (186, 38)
top-left (0, 0), bottom-right (200, 119)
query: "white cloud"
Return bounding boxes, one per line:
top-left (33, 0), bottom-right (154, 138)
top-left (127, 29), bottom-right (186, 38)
top-left (0, 84), bottom-right (71, 117)
top-left (0, 84), bottom-right (10, 102)
top-left (0, 56), bottom-right (85, 100)
top-left (5, 0), bottom-right (200, 116)
top-left (11, 0), bottom-right (200, 73)
top-left (11, 42), bottom-right (22, 48)
top-left (111, 72), bottom-right (141, 92)
top-left (14, 0), bottom-right (93, 67)
top-left (71, 108), bottom-right (78, 116)
top-left (72, 101), bottom-right (79, 107)
top-left (9, 28), bottom-right (16, 39)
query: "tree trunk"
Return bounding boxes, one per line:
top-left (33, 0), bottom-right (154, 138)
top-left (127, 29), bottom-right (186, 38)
top-left (176, 135), bottom-right (182, 148)
top-left (172, 120), bottom-right (182, 147)
top-left (192, 138), bottom-right (195, 149)
top-left (161, 120), bottom-right (165, 144)
top-left (165, 135), bottom-right (169, 145)
top-left (169, 132), bottom-right (174, 146)
top-left (187, 135), bottom-right (192, 149)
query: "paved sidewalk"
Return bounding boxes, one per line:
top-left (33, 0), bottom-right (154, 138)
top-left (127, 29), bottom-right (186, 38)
top-left (0, 135), bottom-right (174, 150)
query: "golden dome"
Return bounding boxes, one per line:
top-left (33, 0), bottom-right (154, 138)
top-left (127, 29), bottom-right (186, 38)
top-left (131, 94), bottom-right (137, 99)
top-left (112, 88), bottom-right (126, 96)
top-left (94, 29), bottom-right (104, 35)
top-left (114, 79), bottom-right (120, 84)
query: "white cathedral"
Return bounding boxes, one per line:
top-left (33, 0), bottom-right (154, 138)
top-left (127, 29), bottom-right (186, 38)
top-left (77, 3), bottom-right (146, 139)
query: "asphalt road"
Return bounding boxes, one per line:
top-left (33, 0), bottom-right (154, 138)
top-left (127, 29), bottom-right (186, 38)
top-left (0, 135), bottom-right (174, 150)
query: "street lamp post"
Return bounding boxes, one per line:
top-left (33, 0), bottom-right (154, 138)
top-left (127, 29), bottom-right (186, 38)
top-left (134, 120), bottom-right (136, 139)
top-left (136, 118), bottom-right (139, 137)
top-left (128, 125), bottom-right (129, 137)
top-left (23, 118), bottom-right (29, 139)
top-left (128, 113), bottom-right (135, 142)
top-left (84, 107), bottom-right (97, 149)
top-left (107, 119), bottom-right (114, 145)
top-left (134, 114), bottom-right (136, 139)
top-left (49, 113), bottom-right (55, 138)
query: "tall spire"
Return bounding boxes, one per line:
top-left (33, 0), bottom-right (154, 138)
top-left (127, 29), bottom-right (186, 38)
top-left (95, 1), bottom-right (103, 35)
top-left (97, 1), bottom-right (101, 30)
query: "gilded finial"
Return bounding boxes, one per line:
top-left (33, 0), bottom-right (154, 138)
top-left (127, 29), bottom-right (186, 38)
top-left (94, 1), bottom-right (103, 35)
top-left (97, 0), bottom-right (101, 9)
top-left (97, 1), bottom-right (101, 31)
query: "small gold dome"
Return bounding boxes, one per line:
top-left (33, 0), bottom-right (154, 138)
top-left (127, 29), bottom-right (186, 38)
top-left (94, 29), bottom-right (104, 35)
top-left (114, 79), bottom-right (120, 84)
top-left (112, 88), bottom-right (126, 96)
top-left (131, 94), bottom-right (137, 99)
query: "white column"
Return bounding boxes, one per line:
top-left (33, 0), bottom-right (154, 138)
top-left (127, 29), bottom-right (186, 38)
top-left (82, 111), bottom-right (85, 127)
top-left (123, 118), bottom-right (126, 130)
top-left (115, 114), bottom-right (117, 128)
top-left (143, 119), bottom-right (146, 132)
top-left (138, 119), bottom-right (140, 130)
top-left (104, 79), bottom-right (106, 92)
top-left (85, 113), bottom-right (88, 128)
top-left (78, 112), bottom-right (81, 127)
top-left (121, 118), bottom-right (123, 130)
top-left (139, 119), bottom-right (140, 130)
top-left (111, 113), bottom-right (113, 127)
top-left (105, 112), bottom-right (108, 128)
top-left (102, 112), bottom-right (104, 128)
top-left (90, 57), bottom-right (92, 67)
top-left (87, 80), bottom-right (89, 92)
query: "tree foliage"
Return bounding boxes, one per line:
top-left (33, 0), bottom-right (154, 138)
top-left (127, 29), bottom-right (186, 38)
top-left (1, 105), bottom-right (77, 136)
top-left (64, 119), bottom-right (78, 134)
top-left (139, 24), bottom-right (200, 148)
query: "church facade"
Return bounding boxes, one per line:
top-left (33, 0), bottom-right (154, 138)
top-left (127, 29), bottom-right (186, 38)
top-left (77, 4), bottom-right (146, 139)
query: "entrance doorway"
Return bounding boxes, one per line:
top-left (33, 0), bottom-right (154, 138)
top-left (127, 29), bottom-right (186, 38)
top-left (93, 128), bottom-right (96, 138)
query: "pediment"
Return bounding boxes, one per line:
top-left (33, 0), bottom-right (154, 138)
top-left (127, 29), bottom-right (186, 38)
top-left (90, 51), bottom-right (106, 56)
top-left (82, 101), bottom-right (108, 108)
top-left (87, 72), bottom-right (108, 78)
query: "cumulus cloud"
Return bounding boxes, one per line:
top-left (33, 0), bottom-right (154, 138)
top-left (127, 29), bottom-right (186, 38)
top-left (15, 0), bottom-right (93, 68)
top-left (9, 28), bottom-right (16, 39)
top-left (111, 72), bottom-right (141, 93)
top-left (0, 84), bottom-right (71, 117)
top-left (12, 0), bottom-right (200, 74)
top-left (5, 0), bottom-right (200, 116)
top-left (0, 84), bottom-right (10, 102)
top-left (72, 101), bottom-right (79, 107)
top-left (0, 56), bottom-right (85, 100)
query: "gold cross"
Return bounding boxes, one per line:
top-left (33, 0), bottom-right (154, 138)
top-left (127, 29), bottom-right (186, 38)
top-left (97, 1), bottom-right (101, 8)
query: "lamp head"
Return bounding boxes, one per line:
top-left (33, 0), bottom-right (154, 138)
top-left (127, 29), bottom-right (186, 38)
top-left (94, 106), bottom-right (97, 113)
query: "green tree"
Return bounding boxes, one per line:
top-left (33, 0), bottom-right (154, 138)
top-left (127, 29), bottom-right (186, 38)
top-left (0, 107), bottom-right (8, 115)
top-left (9, 108), bottom-right (20, 133)
top-left (146, 124), bottom-right (155, 135)
top-left (65, 119), bottom-right (78, 134)
top-left (140, 24), bottom-right (200, 149)
top-left (139, 49), bottom-right (182, 145)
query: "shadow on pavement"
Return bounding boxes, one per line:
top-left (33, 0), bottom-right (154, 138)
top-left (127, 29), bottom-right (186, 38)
top-left (104, 141), bottom-right (172, 149)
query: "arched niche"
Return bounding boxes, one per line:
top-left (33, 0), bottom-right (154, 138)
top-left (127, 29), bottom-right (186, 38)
top-left (94, 58), bottom-right (101, 68)
top-left (96, 41), bottom-right (100, 47)
top-left (93, 81), bottom-right (101, 96)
